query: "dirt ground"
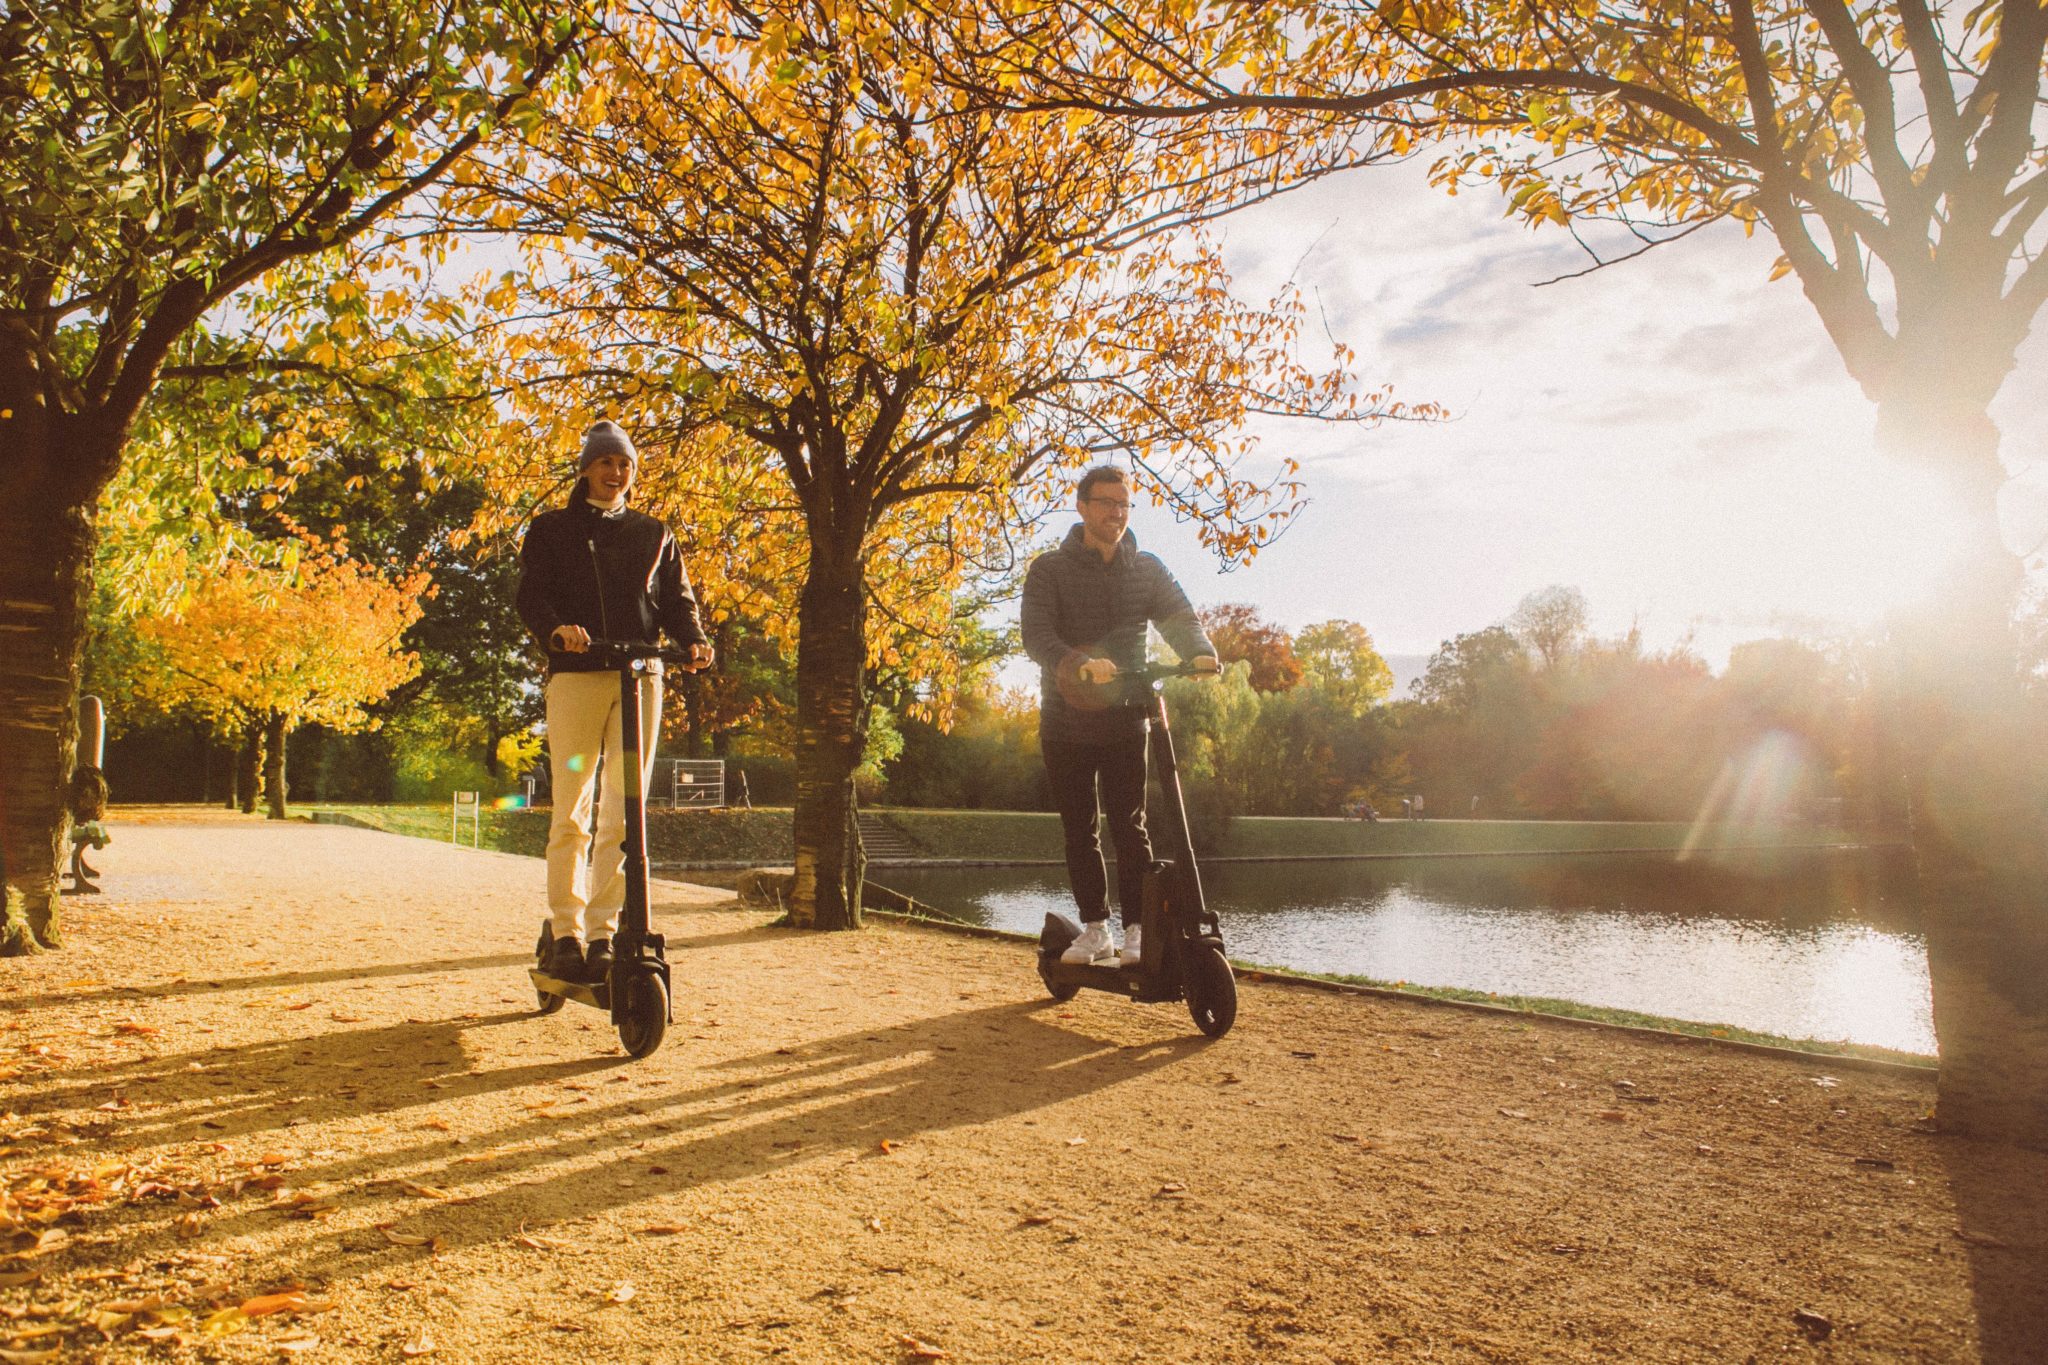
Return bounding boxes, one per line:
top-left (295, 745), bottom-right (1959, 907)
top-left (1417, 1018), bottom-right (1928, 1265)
top-left (2, 809), bottom-right (2044, 1364)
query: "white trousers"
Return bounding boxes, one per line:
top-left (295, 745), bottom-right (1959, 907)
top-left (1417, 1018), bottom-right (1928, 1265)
top-left (544, 670), bottom-right (662, 940)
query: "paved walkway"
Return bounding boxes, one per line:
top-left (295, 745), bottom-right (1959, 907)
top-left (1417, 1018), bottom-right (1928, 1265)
top-left (0, 811), bottom-right (2041, 1363)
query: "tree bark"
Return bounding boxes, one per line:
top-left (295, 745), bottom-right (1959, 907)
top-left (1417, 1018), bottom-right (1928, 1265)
top-left (788, 539), bottom-right (869, 931)
top-left (237, 726), bottom-right (263, 815)
top-left (0, 492), bottom-right (96, 954)
top-left (1877, 377), bottom-right (2048, 1151)
top-left (263, 713), bottom-right (289, 819)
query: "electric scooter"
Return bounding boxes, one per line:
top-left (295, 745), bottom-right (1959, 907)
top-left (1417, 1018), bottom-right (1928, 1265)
top-left (530, 640), bottom-right (700, 1058)
top-left (1035, 660), bottom-right (1239, 1038)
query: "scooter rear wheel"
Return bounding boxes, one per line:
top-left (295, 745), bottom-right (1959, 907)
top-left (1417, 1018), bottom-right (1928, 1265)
top-left (534, 926), bottom-right (566, 1014)
top-left (1036, 954), bottom-right (1081, 1002)
top-left (1185, 946), bottom-right (1237, 1038)
top-left (616, 968), bottom-right (669, 1059)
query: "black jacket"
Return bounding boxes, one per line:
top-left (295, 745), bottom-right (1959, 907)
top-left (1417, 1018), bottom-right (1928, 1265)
top-left (1020, 525), bottom-right (1214, 744)
top-left (515, 496), bottom-right (708, 675)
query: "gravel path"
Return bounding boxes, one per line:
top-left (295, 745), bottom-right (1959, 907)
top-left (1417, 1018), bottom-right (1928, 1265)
top-left (2, 809), bottom-right (2043, 1363)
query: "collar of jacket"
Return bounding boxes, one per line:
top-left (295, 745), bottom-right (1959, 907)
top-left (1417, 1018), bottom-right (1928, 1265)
top-left (1059, 522), bottom-right (1137, 567)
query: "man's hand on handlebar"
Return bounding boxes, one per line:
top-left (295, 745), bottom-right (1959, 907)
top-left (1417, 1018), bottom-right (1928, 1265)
top-left (683, 641), bottom-right (714, 672)
top-left (1189, 654), bottom-right (1220, 678)
top-left (1078, 658), bottom-right (1118, 685)
top-left (551, 624), bottom-right (592, 654)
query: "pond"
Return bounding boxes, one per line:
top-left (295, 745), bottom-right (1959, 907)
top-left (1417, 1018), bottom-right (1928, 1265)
top-left (871, 848), bottom-right (1935, 1054)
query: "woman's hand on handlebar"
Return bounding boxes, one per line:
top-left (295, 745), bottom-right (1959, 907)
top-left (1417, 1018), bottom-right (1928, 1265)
top-left (551, 624), bottom-right (592, 654)
top-left (1189, 654), bottom-right (1220, 678)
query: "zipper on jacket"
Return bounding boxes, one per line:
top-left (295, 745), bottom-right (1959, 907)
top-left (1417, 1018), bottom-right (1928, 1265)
top-left (587, 537), bottom-right (612, 640)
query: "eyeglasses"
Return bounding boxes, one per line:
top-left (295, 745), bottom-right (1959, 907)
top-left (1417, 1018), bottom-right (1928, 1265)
top-left (1085, 496), bottom-right (1131, 510)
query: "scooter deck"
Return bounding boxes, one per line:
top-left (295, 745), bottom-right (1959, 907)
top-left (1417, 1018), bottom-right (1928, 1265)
top-left (1039, 956), bottom-right (1180, 1004)
top-left (530, 968), bottom-right (609, 1011)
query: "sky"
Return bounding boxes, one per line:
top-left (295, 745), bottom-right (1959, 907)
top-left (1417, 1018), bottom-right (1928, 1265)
top-left (1009, 161), bottom-right (2048, 681)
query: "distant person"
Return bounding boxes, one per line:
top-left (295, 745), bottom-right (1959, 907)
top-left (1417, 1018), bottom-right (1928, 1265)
top-left (1413, 793), bottom-right (1425, 821)
top-left (1401, 796), bottom-right (1412, 820)
top-left (1021, 465), bottom-right (1217, 967)
top-left (1470, 795), bottom-right (1480, 817)
top-left (516, 420), bottom-right (713, 984)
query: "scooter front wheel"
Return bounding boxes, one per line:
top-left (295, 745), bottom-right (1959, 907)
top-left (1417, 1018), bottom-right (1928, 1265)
top-left (616, 968), bottom-right (669, 1059)
top-left (1185, 946), bottom-right (1237, 1038)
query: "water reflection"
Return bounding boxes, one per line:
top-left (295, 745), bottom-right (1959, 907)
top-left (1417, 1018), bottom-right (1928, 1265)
top-left (875, 849), bottom-right (1935, 1054)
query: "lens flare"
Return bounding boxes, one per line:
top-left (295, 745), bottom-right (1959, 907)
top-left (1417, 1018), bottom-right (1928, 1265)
top-left (1680, 730), bottom-right (1817, 860)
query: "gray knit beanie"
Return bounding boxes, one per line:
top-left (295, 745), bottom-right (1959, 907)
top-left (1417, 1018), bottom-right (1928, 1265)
top-left (579, 420), bottom-right (638, 469)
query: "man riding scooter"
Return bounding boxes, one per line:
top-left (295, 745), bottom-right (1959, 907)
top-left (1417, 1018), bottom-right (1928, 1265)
top-left (1020, 465), bottom-right (1217, 967)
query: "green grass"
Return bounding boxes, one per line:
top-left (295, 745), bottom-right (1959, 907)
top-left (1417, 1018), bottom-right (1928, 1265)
top-left (308, 804), bottom-right (794, 864)
top-left (312, 802), bottom-right (1877, 866)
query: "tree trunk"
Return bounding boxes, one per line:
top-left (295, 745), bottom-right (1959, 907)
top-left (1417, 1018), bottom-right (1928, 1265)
top-left (237, 726), bottom-right (263, 815)
top-left (1877, 379), bottom-right (2048, 1151)
top-left (0, 490), bottom-right (96, 954)
top-left (788, 540), bottom-right (869, 931)
top-left (263, 713), bottom-right (289, 819)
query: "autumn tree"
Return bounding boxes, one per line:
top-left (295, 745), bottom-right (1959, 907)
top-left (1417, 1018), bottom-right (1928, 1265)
top-left (1507, 584), bottom-right (1590, 670)
top-left (992, 0), bottom-right (2048, 1147)
top-left (1202, 603), bottom-right (1306, 692)
top-left (0, 1), bottom-right (581, 951)
top-left (1293, 618), bottom-right (1395, 716)
top-left (470, 0), bottom-right (1415, 929)
top-left (123, 542), bottom-right (428, 819)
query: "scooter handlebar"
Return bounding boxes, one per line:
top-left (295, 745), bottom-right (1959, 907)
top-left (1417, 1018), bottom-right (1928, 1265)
top-left (582, 638), bottom-right (710, 672)
top-left (1122, 659), bottom-right (1222, 690)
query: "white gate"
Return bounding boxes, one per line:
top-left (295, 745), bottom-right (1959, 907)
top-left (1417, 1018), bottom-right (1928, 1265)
top-left (670, 759), bottom-right (725, 809)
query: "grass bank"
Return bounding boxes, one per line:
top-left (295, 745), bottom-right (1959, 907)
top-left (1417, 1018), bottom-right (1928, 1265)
top-left (310, 803), bottom-right (1873, 865)
top-left (308, 804), bottom-right (794, 864)
top-left (882, 808), bottom-right (1870, 861)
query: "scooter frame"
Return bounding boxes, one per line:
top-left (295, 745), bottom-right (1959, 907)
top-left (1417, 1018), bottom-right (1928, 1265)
top-left (530, 641), bottom-right (696, 1058)
top-left (1036, 661), bottom-right (1238, 1037)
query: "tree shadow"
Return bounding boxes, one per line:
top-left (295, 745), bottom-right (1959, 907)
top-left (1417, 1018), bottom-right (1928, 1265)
top-left (1938, 1135), bottom-right (2048, 1363)
top-left (34, 997), bottom-right (1209, 1287)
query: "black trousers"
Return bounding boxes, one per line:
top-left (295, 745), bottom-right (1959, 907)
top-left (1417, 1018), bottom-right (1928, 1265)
top-left (1043, 731), bottom-right (1151, 926)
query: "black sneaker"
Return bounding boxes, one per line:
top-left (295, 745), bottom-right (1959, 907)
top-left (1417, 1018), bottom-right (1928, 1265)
top-left (583, 937), bottom-right (614, 983)
top-left (541, 934), bottom-right (583, 981)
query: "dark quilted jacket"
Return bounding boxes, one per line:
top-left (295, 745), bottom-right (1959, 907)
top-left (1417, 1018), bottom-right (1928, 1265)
top-left (1020, 525), bottom-right (1214, 744)
top-left (515, 495), bottom-right (708, 675)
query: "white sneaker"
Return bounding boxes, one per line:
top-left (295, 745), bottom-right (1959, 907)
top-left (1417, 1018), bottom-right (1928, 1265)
top-left (1061, 920), bottom-right (1115, 964)
top-left (1118, 924), bottom-right (1144, 967)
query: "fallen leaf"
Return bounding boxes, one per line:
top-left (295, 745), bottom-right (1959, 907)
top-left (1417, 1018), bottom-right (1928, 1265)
top-left (1064, 1136), bottom-right (1086, 1146)
top-left (1155, 1182), bottom-right (1187, 1198)
top-left (401, 1326), bottom-right (435, 1357)
top-left (899, 1335), bottom-right (950, 1359)
top-left (201, 1306), bottom-right (250, 1339)
top-left (0, 1348), bottom-right (61, 1364)
top-left (116, 1021), bottom-right (159, 1036)
top-left (283, 1002), bottom-right (315, 1012)
top-left (401, 1180), bottom-right (455, 1200)
top-left (637, 1224), bottom-right (689, 1236)
top-left (380, 1228), bottom-right (432, 1247)
top-left (276, 1336), bottom-right (322, 1354)
top-left (606, 1282), bottom-right (636, 1304)
top-left (329, 1014), bottom-right (365, 1023)
top-left (1498, 1108), bottom-right (1531, 1120)
top-left (1853, 1156), bottom-right (1896, 1171)
top-left (864, 1217), bottom-right (884, 1233)
top-left (419, 1119), bottom-right (453, 1133)
top-left (0, 1271), bottom-right (38, 1288)
top-left (878, 1139), bottom-right (896, 1154)
top-left (1594, 1110), bottom-right (1627, 1123)
top-left (176, 1212), bottom-right (206, 1239)
top-left (240, 1291), bottom-right (311, 1317)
